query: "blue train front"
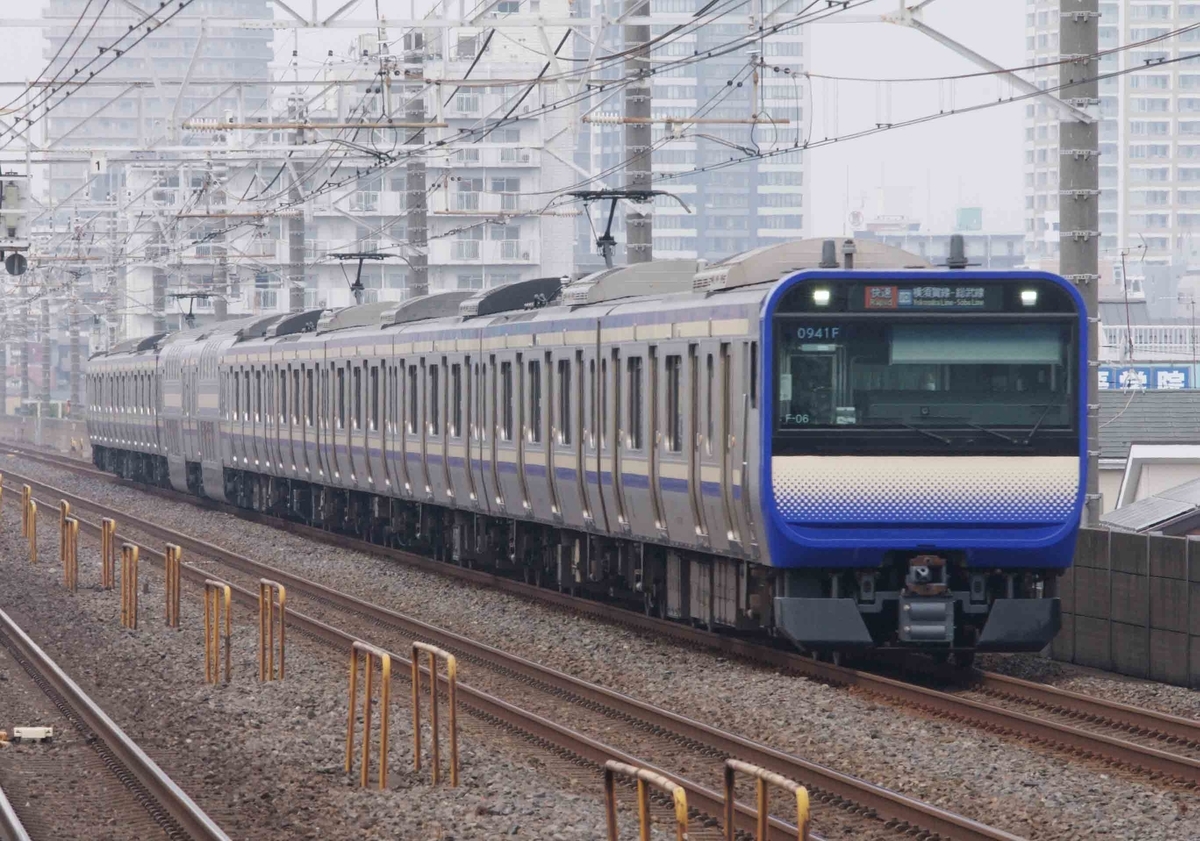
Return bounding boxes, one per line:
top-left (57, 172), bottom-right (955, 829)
top-left (762, 269), bottom-right (1086, 661)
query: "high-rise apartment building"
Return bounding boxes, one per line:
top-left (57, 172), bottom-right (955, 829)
top-left (1024, 0), bottom-right (1200, 268)
top-left (575, 0), bottom-right (808, 269)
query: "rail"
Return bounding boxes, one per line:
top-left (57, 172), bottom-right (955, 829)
top-left (0, 606), bottom-right (231, 841)
top-left (2, 465), bottom-right (1018, 841)
top-left (0, 781), bottom-right (32, 841)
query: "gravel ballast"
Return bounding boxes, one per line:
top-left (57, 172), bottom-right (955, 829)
top-left (0, 495), bottom-right (612, 840)
top-left (6, 454), bottom-right (1200, 840)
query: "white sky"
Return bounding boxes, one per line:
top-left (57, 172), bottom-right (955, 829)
top-left (2, 0), bottom-right (1026, 235)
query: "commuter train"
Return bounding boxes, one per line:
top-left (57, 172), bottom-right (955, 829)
top-left (85, 238), bottom-right (1087, 663)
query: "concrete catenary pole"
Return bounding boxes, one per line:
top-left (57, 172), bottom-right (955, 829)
top-left (40, 293), bottom-right (51, 415)
top-left (69, 295), bottom-right (81, 412)
top-left (624, 0), bottom-right (652, 264)
top-left (0, 297), bottom-right (7, 415)
top-left (1059, 0), bottom-right (1100, 523)
top-left (287, 96), bottom-right (307, 313)
top-left (19, 282), bottom-right (30, 404)
top-left (404, 32), bottom-right (428, 298)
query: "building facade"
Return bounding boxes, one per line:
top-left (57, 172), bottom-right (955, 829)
top-left (1024, 0), bottom-right (1200, 268)
top-left (575, 0), bottom-right (808, 269)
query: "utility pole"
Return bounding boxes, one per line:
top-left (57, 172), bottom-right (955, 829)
top-left (0, 296), bottom-right (7, 415)
top-left (40, 292), bottom-right (51, 415)
top-left (287, 95), bottom-right (307, 312)
top-left (1059, 0), bottom-right (1100, 523)
top-left (69, 294), bottom-right (81, 413)
top-left (404, 32), bottom-right (428, 298)
top-left (623, 0), bottom-right (652, 264)
top-left (19, 281), bottom-right (30, 406)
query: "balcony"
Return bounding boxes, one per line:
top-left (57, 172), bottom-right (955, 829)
top-left (431, 239), bottom-right (538, 265)
top-left (430, 147), bottom-right (540, 168)
top-left (432, 191), bottom-right (530, 215)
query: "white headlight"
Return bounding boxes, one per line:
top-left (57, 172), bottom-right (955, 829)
top-left (1020, 289), bottom-right (1038, 306)
top-left (812, 288), bottom-right (831, 306)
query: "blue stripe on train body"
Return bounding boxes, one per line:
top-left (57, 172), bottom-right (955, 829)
top-left (758, 269), bottom-right (1088, 572)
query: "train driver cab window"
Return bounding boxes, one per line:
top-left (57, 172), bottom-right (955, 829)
top-left (627, 356), bottom-right (644, 450)
top-left (773, 322), bottom-right (1075, 439)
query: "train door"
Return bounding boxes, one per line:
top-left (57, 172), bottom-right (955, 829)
top-left (351, 360), bottom-right (368, 485)
top-left (447, 356), bottom-right (474, 508)
top-left (583, 335), bottom-right (609, 533)
top-left (479, 355), bottom-right (502, 511)
top-left (656, 344), bottom-right (701, 547)
top-left (696, 345), bottom-right (733, 555)
top-left (303, 363), bottom-right (320, 483)
top-left (619, 349), bottom-right (660, 541)
top-left (468, 355), bottom-right (489, 513)
top-left (327, 361), bottom-right (343, 483)
top-left (549, 349), bottom-right (584, 529)
top-left (415, 355), bottom-right (434, 494)
top-left (366, 359), bottom-right (387, 492)
top-left (525, 353), bottom-right (555, 522)
top-left (600, 348), bottom-right (627, 533)
top-left (393, 357), bottom-right (413, 497)
top-left (426, 356), bottom-right (451, 503)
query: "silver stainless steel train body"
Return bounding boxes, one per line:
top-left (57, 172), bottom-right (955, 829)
top-left (85, 238), bottom-right (1074, 655)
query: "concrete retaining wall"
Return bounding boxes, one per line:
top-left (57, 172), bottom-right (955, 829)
top-left (0, 416), bottom-right (91, 460)
top-left (1052, 527), bottom-right (1199, 687)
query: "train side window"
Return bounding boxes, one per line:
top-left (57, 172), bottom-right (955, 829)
top-left (407, 365), bottom-right (418, 434)
top-left (352, 365), bottom-right (362, 430)
top-left (706, 353), bottom-right (714, 454)
top-left (337, 366), bottom-right (346, 430)
top-left (451, 363), bottom-right (462, 437)
top-left (305, 368), bottom-right (314, 426)
top-left (243, 369), bottom-right (251, 421)
top-left (233, 371), bottom-right (240, 419)
top-left (666, 354), bottom-right (682, 452)
top-left (501, 361), bottom-right (514, 441)
top-left (528, 359), bottom-right (542, 443)
top-left (370, 365), bottom-right (380, 432)
top-left (279, 367), bottom-right (287, 424)
top-left (628, 356), bottom-right (644, 450)
top-left (749, 340), bottom-right (758, 409)
top-left (557, 358), bottom-right (572, 445)
top-left (601, 357), bottom-right (609, 449)
top-left (429, 362), bottom-right (440, 435)
top-left (255, 369), bottom-right (263, 422)
top-left (720, 343), bottom-right (732, 453)
top-left (293, 369), bottom-right (301, 424)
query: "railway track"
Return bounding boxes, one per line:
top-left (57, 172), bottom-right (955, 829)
top-left (10, 451), bottom-right (1200, 785)
top-left (0, 605), bottom-right (230, 841)
top-left (20, 447), bottom-right (1200, 789)
top-left (0, 781), bottom-right (31, 841)
top-left (3, 457), bottom-right (1025, 841)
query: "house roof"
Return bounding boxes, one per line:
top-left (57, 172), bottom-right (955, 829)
top-left (1100, 475), bottom-right (1200, 533)
top-left (1098, 390), bottom-right (1200, 461)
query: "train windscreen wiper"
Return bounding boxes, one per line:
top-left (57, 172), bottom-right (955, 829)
top-left (1022, 404), bottom-right (1055, 445)
top-left (897, 422), bottom-right (953, 445)
top-left (964, 423), bottom-right (1022, 445)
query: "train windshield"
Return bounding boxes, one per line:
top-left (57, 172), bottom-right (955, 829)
top-left (774, 320), bottom-right (1075, 436)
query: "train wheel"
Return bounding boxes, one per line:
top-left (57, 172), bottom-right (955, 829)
top-left (952, 651), bottom-right (976, 670)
